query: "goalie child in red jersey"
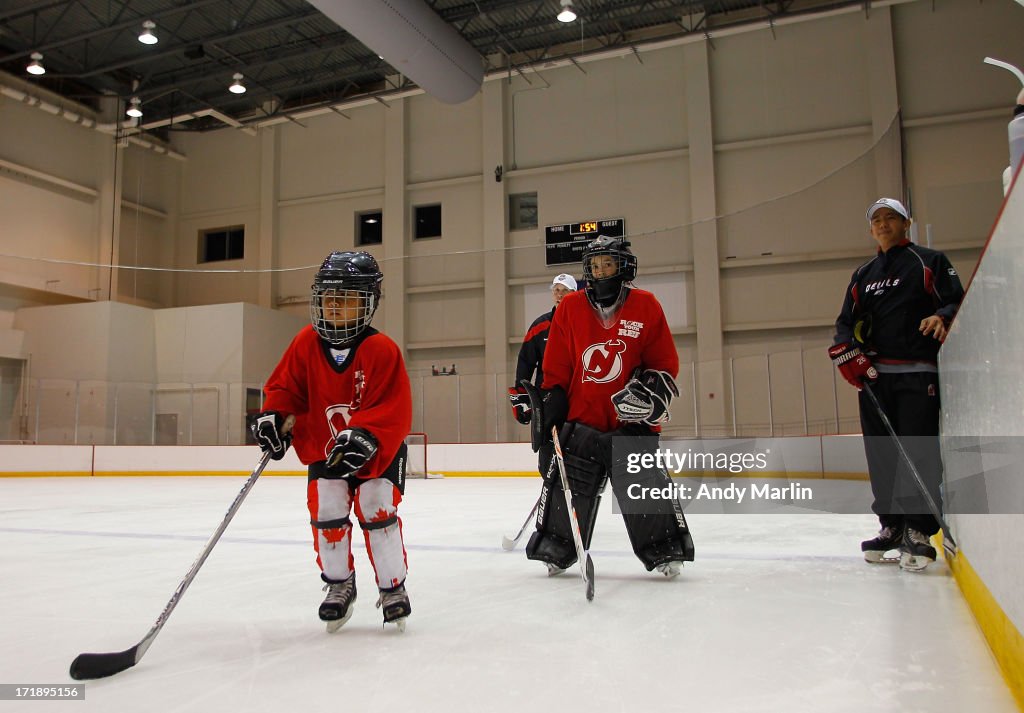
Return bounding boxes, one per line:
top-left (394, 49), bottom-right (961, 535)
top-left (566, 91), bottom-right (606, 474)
top-left (525, 236), bottom-right (694, 577)
top-left (252, 251), bottom-right (413, 632)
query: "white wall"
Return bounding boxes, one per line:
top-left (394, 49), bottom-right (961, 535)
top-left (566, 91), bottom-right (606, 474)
top-left (939, 176), bottom-right (1024, 635)
top-left (2, 1), bottom-right (1022, 442)
top-left (0, 76), bottom-right (181, 308)
top-left (11, 301), bottom-right (304, 446)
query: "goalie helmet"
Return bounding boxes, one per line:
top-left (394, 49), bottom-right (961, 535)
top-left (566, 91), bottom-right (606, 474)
top-left (582, 236), bottom-right (637, 309)
top-left (310, 251), bottom-right (383, 346)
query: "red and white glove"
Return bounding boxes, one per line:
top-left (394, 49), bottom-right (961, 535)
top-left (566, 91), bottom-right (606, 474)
top-left (508, 387), bottom-right (532, 425)
top-left (828, 343), bottom-right (878, 390)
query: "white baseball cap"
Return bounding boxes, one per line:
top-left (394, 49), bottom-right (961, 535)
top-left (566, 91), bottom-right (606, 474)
top-left (866, 197), bottom-right (909, 222)
top-left (551, 273), bottom-right (577, 291)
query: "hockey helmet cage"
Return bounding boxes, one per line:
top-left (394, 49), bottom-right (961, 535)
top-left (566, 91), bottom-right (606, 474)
top-left (310, 251), bottom-right (383, 346)
top-left (582, 236), bottom-right (637, 307)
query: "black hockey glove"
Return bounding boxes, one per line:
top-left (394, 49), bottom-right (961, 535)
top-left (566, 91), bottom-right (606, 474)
top-left (611, 369), bottom-right (679, 425)
top-left (252, 411), bottom-right (292, 460)
top-left (611, 380), bottom-right (655, 423)
top-left (326, 427), bottom-right (378, 475)
top-left (508, 387), bottom-right (532, 425)
top-left (539, 385), bottom-right (569, 443)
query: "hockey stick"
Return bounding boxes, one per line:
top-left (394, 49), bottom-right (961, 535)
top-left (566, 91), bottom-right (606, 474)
top-left (501, 496), bottom-right (540, 551)
top-left (69, 449), bottom-right (275, 680)
top-left (861, 383), bottom-right (957, 558)
top-left (551, 425), bottom-right (595, 602)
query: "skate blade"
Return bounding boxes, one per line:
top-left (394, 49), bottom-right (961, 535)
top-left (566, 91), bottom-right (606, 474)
top-left (656, 562), bottom-right (682, 578)
top-left (899, 552), bottom-right (935, 572)
top-left (321, 602), bottom-right (358, 635)
top-left (383, 617), bottom-right (407, 633)
top-left (863, 551), bottom-right (900, 564)
top-left (323, 608), bottom-right (355, 634)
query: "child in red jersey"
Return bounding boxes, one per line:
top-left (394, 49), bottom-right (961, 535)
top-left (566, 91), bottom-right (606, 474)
top-left (252, 251), bottom-right (413, 632)
top-left (525, 236), bottom-right (694, 579)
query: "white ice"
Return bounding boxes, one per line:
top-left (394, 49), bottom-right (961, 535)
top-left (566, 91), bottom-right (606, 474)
top-left (0, 475), bottom-right (1016, 713)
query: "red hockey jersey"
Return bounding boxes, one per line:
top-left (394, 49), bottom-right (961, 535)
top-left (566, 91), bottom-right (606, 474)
top-left (262, 326), bottom-right (412, 476)
top-left (541, 288), bottom-right (679, 433)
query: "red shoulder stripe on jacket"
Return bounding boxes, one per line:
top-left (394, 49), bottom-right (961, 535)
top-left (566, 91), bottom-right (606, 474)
top-left (523, 320), bottom-right (550, 344)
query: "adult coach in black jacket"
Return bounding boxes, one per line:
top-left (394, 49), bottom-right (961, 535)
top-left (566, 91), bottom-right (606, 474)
top-left (830, 197), bottom-right (964, 572)
top-left (508, 273), bottom-right (577, 476)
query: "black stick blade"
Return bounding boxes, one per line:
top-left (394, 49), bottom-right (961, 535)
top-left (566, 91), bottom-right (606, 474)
top-left (585, 554), bottom-right (595, 602)
top-left (942, 536), bottom-right (958, 560)
top-left (70, 648), bottom-right (139, 680)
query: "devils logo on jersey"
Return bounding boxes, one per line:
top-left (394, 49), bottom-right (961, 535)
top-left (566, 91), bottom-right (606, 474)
top-left (324, 403), bottom-right (352, 458)
top-left (581, 339), bottom-right (627, 383)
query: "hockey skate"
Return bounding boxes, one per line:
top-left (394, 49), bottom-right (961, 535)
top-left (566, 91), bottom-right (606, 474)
top-left (319, 576), bottom-right (357, 633)
top-left (861, 524), bottom-right (903, 564)
top-left (545, 562), bottom-right (566, 577)
top-left (899, 527), bottom-right (936, 572)
top-left (655, 561), bottom-right (683, 579)
top-left (376, 584), bottom-right (411, 632)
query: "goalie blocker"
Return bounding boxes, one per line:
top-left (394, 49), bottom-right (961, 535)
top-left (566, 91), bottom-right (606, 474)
top-left (521, 382), bottom-right (693, 571)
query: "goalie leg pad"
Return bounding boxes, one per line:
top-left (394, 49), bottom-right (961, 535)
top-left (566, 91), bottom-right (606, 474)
top-left (354, 477), bottom-right (408, 590)
top-left (525, 422), bottom-right (608, 568)
top-left (606, 430), bottom-right (694, 570)
top-left (306, 474), bottom-right (355, 581)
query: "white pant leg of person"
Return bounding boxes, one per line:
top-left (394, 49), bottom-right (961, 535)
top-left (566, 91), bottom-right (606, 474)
top-left (308, 477), bottom-right (355, 581)
top-left (355, 477), bottom-right (408, 590)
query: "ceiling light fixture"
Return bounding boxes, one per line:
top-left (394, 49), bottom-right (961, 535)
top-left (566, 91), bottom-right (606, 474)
top-left (138, 20), bottom-right (158, 45)
top-left (557, 0), bottom-right (577, 23)
top-left (228, 73), bottom-right (246, 94)
top-left (126, 96), bottom-right (143, 118)
top-left (26, 52), bottom-right (45, 75)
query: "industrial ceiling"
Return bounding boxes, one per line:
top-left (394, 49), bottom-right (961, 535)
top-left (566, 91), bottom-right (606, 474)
top-left (0, 0), bottom-right (872, 135)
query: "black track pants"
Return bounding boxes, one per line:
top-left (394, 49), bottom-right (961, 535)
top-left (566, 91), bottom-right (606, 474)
top-left (858, 372), bottom-right (942, 536)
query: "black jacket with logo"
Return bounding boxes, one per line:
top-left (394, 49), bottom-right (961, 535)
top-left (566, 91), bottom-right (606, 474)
top-left (833, 241), bottom-right (964, 364)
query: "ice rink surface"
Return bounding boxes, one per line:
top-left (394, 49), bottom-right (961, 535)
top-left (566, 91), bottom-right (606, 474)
top-left (0, 475), bottom-right (1016, 713)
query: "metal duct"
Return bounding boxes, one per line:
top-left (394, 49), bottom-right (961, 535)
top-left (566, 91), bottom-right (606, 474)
top-left (307, 0), bottom-right (483, 105)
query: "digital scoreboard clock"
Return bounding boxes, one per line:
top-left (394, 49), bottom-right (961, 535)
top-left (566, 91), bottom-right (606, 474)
top-left (544, 217), bottom-right (625, 266)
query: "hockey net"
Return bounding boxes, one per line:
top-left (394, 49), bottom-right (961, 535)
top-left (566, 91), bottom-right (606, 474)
top-left (407, 432), bottom-right (443, 479)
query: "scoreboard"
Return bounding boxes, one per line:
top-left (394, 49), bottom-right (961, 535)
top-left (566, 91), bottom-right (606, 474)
top-left (544, 217), bottom-right (625, 266)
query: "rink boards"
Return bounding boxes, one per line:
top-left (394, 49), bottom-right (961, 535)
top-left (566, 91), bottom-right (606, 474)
top-left (0, 435), bottom-right (870, 479)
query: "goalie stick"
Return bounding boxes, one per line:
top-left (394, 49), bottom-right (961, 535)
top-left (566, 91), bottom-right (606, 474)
top-left (861, 383), bottom-right (958, 559)
top-left (551, 425), bottom-right (595, 602)
top-left (501, 496), bottom-right (540, 551)
top-left (69, 448), bottom-right (275, 680)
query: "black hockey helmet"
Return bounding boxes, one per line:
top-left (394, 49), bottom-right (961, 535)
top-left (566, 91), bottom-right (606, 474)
top-left (310, 251), bottom-right (383, 346)
top-left (582, 236), bottom-right (637, 308)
